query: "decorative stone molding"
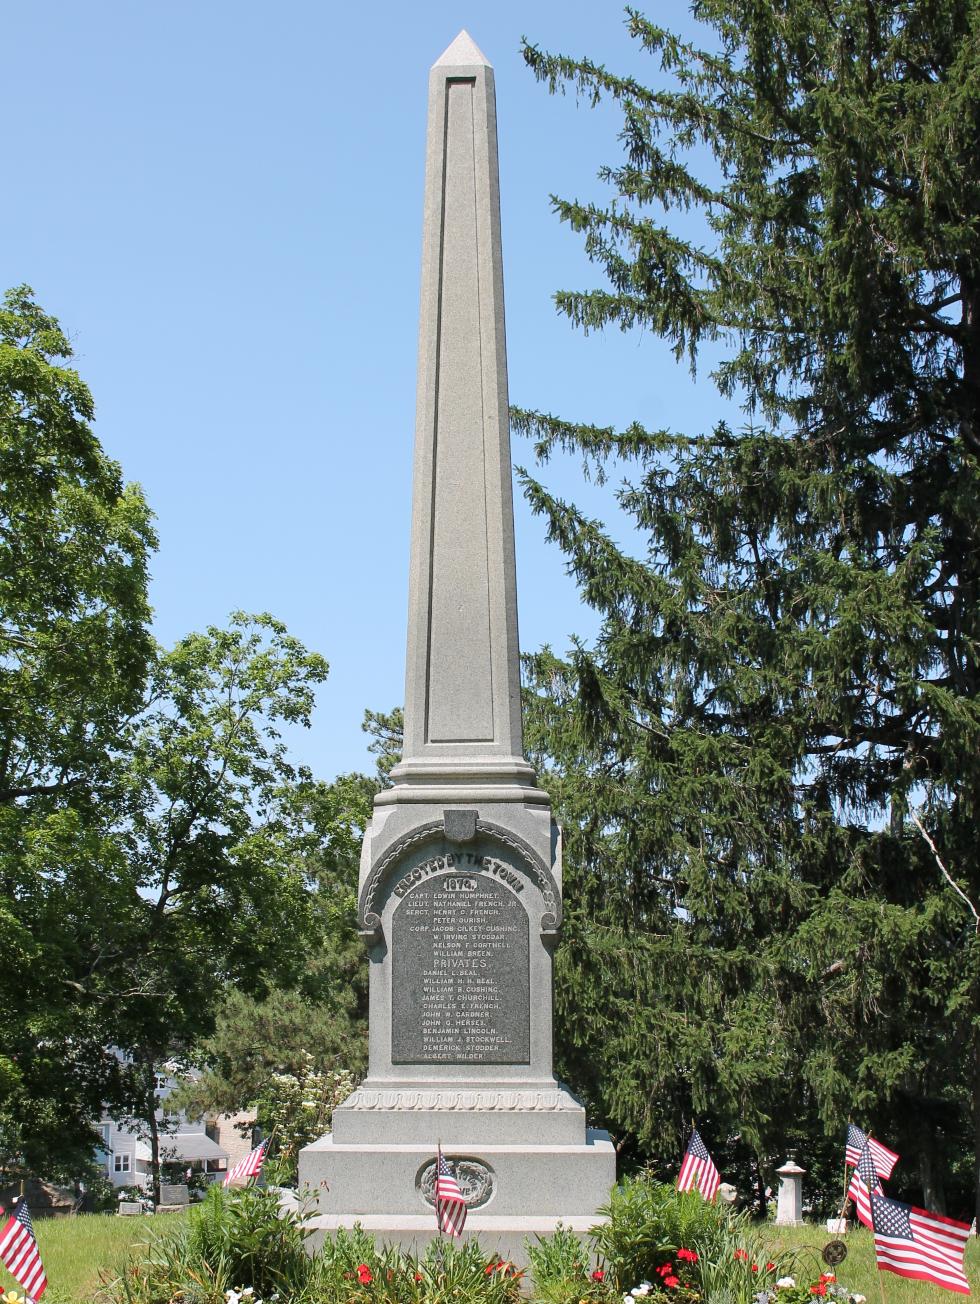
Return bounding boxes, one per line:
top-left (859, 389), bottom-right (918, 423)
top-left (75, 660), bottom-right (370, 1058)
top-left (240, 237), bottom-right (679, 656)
top-left (357, 820), bottom-right (561, 942)
top-left (416, 1156), bottom-right (495, 1209)
top-left (342, 1087), bottom-right (583, 1113)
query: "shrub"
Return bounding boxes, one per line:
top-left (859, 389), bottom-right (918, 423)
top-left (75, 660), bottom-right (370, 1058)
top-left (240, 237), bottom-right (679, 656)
top-left (592, 1178), bottom-right (740, 1292)
top-left (526, 1224), bottom-right (614, 1303)
top-left (101, 1183), bottom-right (313, 1304)
top-left (305, 1231), bottom-right (524, 1303)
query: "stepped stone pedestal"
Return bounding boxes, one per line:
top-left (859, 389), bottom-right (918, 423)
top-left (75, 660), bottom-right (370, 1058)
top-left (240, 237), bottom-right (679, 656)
top-left (298, 29), bottom-right (615, 1258)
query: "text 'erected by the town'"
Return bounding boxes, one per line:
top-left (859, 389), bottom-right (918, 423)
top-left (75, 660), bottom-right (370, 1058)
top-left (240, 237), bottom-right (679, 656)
top-left (390, 867), bottom-right (530, 1064)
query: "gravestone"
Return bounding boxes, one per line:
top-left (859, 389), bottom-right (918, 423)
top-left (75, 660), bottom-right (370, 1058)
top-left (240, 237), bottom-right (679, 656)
top-left (298, 30), bottom-right (615, 1260)
top-left (158, 1183), bottom-right (190, 1206)
top-left (775, 1158), bottom-right (806, 1226)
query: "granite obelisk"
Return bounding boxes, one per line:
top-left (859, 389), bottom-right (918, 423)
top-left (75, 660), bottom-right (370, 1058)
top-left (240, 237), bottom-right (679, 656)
top-left (299, 32), bottom-right (615, 1258)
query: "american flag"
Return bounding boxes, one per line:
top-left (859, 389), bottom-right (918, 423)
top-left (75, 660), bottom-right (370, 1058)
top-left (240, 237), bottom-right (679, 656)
top-left (677, 1129), bottom-right (721, 1201)
top-left (223, 1138), bottom-right (267, 1187)
top-left (871, 1192), bottom-right (971, 1295)
top-left (434, 1148), bottom-right (467, 1237)
top-left (0, 1200), bottom-right (47, 1300)
top-left (847, 1141), bottom-right (883, 1229)
top-left (845, 1123), bottom-right (899, 1179)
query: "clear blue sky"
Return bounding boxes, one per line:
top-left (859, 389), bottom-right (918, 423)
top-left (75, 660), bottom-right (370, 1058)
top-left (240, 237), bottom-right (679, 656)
top-left (3, 2), bottom-right (727, 782)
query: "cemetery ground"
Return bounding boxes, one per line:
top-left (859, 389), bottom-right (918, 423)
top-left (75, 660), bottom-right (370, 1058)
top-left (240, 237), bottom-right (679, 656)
top-left (25, 1210), bottom-right (188, 1302)
top-left (14, 1189), bottom-right (979, 1304)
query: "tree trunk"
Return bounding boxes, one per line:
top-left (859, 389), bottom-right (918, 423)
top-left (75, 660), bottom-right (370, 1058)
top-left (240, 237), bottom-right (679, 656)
top-left (756, 1160), bottom-right (768, 1217)
top-left (918, 1140), bottom-right (947, 1215)
top-left (147, 1097), bottom-right (161, 1208)
top-left (974, 997), bottom-right (980, 1226)
top-left (141, 1059), bottom-right (162, 1208)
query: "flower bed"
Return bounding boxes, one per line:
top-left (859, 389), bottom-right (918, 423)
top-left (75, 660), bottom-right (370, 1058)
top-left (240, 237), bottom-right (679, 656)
top-left (101, 1178), bottom-right (866, 1304)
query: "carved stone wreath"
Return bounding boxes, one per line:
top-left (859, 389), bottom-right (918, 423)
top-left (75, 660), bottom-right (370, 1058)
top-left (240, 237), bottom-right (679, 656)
top-left (416, 1157), bottom-right (495, 1210)
top-left (358, 820), bottom-right (561, 941)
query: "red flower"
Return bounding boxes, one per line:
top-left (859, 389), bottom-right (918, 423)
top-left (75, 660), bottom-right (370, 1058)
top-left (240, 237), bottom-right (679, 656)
top-left (413, 1273), bottom-right (423, 1282)
top-left (734, 1249), bottom-right (749, 1262)
top-left (356, 1264), bottom-right (373, 1284)
top-left (485, 1263), bottom-right (496, 1275)
top-left (665, 1276), bottom-right (681, 1289)
top-left (752, 1265), bottom-right (759, 1273)
top-left (820, 1275), bottom-right (836, 1284)
top-left (767, 1263), bottom-right (776, 1272)
top-left (677, 1249), bottom-right (698, 1264)
top-left (657, 1264), bottom-right (674, 1277)
top-left (592, 1270), bottom-right (605, 1281)
top-left (810, 1285), bottom-right (827, 1296)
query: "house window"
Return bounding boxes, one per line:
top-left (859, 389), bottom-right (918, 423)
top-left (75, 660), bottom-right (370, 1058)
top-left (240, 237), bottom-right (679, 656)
top-left (114, 1153), bottom-right (131, 1173)
top-left (99, 1125), bottom-right (111, 1149)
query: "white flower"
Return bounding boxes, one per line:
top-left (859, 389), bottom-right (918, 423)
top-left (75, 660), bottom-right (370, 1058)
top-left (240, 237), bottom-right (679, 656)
top-left (631, 1288), bottom-right (651, 1298)
top-left (225, 1292), bottom-right (241, 1304)
top-left (852, 1296), bottom-right (866, 1303)
top-left (641, 1283), bottom-right (652, 1290)
top-left (776, 1278), bottom-right (796, 1290)
top-left (623, 1295), bottom-right (634, 1304)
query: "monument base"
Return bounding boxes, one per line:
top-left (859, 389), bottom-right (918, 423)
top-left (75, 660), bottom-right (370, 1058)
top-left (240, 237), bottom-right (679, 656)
top-left (300, 1212), bottom-right (608, 1268)
top-left (297, 1131), bottom-right (615, 1264)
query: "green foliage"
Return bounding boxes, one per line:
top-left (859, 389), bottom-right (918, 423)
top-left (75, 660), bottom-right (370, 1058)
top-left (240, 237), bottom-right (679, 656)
top-left (524, 1224), bottom-right (611, 1303)
top-left (252, 1059), bottom-right (355, 1183)
top-left (0, 285), bottom-right (157, 1175)
top-left (0, 287), bottom-right (340, 1187)
top-left (362, 707), bottom-right (404, 785)
top-left (693, 1229), bottom-right (793, 1304)
top-left (104, 1187), bottom-right (528, 1304)
top-left (0, 284), bottom-right (156, 804)
top-left (592, 1179), bottom-right (744, 1292)
top-left (309, 1233), bottom-right (524, 1304)
top-left (191, 1185), bottom-right (311, 1299)
top-left (105, 1185), bottom-right (312, 1304)
top-left (171, 770), bottom-right (374, 1184)
top-left (517, 2), bottom-right (980, 1214)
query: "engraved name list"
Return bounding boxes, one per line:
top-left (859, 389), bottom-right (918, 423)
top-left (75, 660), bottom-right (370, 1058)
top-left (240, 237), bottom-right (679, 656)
top-left (391, 867), bottom-right (530, 1064)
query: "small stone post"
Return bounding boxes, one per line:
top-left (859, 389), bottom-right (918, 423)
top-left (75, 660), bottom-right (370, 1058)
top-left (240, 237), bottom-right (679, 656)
top-left (775, 1157), bottom-right (806, 1225)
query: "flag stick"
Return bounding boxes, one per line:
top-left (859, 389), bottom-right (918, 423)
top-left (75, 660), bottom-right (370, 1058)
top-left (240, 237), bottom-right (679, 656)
top-left (257, 1124), bottom-right (278, 1183)
top-left (435, 1140), bottom-right (445, 1249)
top-left (838, 1120), bottom-right (851, 1225)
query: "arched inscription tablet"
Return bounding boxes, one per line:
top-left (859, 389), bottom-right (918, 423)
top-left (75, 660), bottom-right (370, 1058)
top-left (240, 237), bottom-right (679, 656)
top-left (391, 872), bottom-right (530, 1064)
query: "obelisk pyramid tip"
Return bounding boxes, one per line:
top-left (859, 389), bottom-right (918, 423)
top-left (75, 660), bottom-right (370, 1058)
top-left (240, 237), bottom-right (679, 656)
top-left (432, 30), bottom-right (491, 69)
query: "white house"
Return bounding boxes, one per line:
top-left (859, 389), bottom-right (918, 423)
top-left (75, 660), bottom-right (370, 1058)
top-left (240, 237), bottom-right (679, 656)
top-left (97, 1066), bottom-right (232, 1190)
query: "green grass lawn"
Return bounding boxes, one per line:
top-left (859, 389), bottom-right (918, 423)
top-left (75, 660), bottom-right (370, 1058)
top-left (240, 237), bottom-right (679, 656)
top-left (763, 1223), bottom-right (979, 1304)
top-left (7, 1213), bottom-right (979, 1303)
top-left (14, 1211), bottom-right (186, 1304)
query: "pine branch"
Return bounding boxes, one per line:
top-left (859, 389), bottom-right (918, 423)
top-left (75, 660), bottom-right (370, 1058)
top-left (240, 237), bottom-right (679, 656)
top-left (910, 812), bottom-right (980, 933)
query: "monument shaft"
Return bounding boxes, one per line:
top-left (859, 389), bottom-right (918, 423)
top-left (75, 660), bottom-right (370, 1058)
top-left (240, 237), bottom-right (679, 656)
top-left (299, 32), bottom-right (614, 1258)
top-left (404, 48), bottom-right (520, 760)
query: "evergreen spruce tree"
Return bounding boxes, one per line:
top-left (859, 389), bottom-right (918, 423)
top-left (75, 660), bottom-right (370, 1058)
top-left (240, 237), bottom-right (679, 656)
top-left (518, 0), bottom-right (980, 1216)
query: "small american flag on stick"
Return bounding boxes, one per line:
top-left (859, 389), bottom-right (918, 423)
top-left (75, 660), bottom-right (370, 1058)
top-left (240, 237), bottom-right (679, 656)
top-left (434, 1147), bottom-right (467, 1237)
top-left (871, 1191), bottom-right (971, 1295)
top-left (847, 1142), bottom-right (883, 1229)
top-left (223, 1138), bottom-right (267, 1187)
top-left (677, 1129), bottom-right (721, 1201)
top-left (0, 1200), bottom-right (47, 1300)
top-left (845, 1123), bottom-right (899, 1179)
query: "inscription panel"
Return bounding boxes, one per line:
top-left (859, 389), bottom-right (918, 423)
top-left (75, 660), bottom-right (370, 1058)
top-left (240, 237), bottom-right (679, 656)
top-left (391, 870), bottom-right (530, 1064)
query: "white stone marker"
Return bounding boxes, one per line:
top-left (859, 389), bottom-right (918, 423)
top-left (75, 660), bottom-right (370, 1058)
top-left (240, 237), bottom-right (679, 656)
top-left (775, 1158), bottom-right (806, 1226)
top-left (298, 31), bottom-right (615, 1261)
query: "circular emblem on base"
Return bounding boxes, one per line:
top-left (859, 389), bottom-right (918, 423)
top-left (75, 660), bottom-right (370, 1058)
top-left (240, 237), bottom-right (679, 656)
top-left (822, 1241), bottom-right (848, 1266)
top-left (417, 1157), bottom-right (495, 1210)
